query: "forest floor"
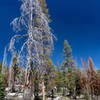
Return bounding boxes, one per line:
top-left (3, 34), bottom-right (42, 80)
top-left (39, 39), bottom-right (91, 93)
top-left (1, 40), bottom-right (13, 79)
top-left (6, 94), bottom-right (86, 100)
top-left (6, 94), bottom-right (100, 100)
top-left (6, 87), bottom-right (99, 100)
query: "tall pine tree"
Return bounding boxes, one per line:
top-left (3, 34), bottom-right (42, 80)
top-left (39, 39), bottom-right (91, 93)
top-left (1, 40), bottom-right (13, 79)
top-left (62, 40), bottom-right (76, 97)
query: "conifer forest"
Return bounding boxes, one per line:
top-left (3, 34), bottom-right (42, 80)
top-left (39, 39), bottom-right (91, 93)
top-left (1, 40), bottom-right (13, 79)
top-left (0, 0), bottom-right (100, 100)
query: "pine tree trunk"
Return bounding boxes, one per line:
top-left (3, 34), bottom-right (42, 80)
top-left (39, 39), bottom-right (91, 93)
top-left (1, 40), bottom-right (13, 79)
top-left (97, 96), bottom-right (98, 100)
top-left (24, 67), bottom-right (33, 100)
top-left (51, 89), bottom-right (54, 100)
top-left (34, 73), bottom-right (39, 100)
top-left (24, 38), bottom-right (34, 100)
top-left (42, 77), bottom-right (45, 100)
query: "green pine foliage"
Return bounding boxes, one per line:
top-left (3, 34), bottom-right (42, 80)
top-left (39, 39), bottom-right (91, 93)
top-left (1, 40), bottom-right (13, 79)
top-left (44, 56), bottom-right (55, 97)
top-left (63, 40), bottom-right (73, 65)
top-left (0, 61), bottom-right (2, 73)
top-left (55, 63), bottom-right (63, 93)
top-left (0, 61), bottom-right (6, 100)
top-left (40, 0), bottom-right (50, 19)
top-left (13, 55), bottom-right (19, 82)
top-left (74, 69), bottom-right (82, 97)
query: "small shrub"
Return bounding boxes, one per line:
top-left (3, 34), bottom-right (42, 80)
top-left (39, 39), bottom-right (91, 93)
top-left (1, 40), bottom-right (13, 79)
top-left (0, 74), bottom-right (6, 100)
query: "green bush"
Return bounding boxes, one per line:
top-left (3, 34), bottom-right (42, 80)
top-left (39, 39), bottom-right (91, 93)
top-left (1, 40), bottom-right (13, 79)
top-left (0, 74), bottom-right (6, 100)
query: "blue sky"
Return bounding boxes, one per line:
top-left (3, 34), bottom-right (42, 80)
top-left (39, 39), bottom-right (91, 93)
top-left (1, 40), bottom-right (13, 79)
top-left (0, 0), bottom-right (100, 68)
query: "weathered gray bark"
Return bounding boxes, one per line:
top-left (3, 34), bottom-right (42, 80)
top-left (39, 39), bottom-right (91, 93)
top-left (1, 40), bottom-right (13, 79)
top-left (42, 77), bottom-right (45, 100)
top-left (9, 56), bottom-right (15, 92)
top-left (24, 68), bottom-right (33, 100)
